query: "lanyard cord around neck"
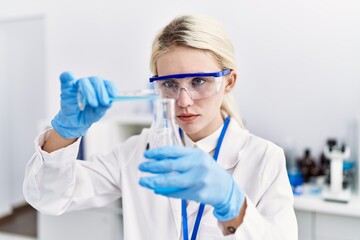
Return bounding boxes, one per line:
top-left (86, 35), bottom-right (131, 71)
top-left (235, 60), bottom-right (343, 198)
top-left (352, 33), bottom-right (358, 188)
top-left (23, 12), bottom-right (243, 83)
top-left (179, 116), bottom-right (230, 240)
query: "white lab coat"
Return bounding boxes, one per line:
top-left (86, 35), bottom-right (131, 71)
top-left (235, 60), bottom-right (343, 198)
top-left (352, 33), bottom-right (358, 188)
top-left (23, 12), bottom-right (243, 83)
top-left (23, 119), bottom-right (298, 240)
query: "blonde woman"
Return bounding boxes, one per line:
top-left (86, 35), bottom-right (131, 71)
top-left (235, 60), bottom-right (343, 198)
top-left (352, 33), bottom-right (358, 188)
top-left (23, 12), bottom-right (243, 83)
top-left (24, 15), bottom-right (297, 239)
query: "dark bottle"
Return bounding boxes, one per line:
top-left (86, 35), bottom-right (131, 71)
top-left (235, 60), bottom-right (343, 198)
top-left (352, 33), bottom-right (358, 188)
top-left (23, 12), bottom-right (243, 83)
top-left (297, 149), bottom-right (320, 183)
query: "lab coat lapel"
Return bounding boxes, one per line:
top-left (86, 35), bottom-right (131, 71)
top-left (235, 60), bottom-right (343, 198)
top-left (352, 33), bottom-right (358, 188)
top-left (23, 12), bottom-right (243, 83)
top-left (169, 197), bottom-right (182, 239)
top-left (169, 199), bottom-right (204, 238)
top-left (217, 120), bottom-right (249, 170)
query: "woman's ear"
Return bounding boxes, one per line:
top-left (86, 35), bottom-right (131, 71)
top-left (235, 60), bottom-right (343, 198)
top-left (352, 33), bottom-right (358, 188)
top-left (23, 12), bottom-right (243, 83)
top-left (224, 70), bottom-right (237, 93)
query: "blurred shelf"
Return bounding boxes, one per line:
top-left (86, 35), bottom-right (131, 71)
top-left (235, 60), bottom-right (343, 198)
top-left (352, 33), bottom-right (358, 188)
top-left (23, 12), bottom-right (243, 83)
top-left (294, 193), bottom-right (360, 218)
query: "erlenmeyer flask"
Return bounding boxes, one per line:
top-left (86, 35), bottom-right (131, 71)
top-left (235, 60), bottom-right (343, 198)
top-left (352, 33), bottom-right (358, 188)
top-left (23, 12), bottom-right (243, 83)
top-left (141, 98), bottom-right (183, 178)
top-left (147, 98), bottom-right (183, 149)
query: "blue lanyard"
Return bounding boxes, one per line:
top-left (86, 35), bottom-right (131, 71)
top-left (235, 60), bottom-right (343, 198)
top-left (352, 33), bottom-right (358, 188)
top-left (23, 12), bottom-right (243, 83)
top-left (180, 116), bottom-right (230, 240)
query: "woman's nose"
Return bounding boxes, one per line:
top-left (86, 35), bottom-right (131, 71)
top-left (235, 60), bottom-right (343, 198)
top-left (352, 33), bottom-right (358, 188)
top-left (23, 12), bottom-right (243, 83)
top-left (177, 88), bottom-right (193, 107)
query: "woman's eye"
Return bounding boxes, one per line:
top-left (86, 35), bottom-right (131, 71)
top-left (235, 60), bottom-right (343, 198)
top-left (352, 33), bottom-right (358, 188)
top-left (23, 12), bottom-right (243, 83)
top-left (162, 80), bottom-right (178, 88)
top-left (192, 78), bottom-right (206, 87)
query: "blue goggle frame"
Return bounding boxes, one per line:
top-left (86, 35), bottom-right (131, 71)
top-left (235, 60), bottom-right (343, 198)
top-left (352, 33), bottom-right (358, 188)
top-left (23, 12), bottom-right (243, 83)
top-left (149, 69), bottom-right (231, 82)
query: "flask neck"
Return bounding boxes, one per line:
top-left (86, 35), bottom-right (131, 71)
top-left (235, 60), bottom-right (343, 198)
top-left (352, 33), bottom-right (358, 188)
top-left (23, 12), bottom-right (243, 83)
top-left (153, 98), bottom-right (176, 128)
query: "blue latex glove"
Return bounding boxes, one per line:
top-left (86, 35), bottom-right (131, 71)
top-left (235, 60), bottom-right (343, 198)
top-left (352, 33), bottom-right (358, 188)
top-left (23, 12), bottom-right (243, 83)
top-left (139, 146), bottom-right (245, 222)
top-left (51, 72), bottom-right (117, 139)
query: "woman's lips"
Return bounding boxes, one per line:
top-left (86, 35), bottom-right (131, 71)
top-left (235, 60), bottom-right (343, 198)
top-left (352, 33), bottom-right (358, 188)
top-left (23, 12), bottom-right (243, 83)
top-left (177, 114), bottom-right (199, 122)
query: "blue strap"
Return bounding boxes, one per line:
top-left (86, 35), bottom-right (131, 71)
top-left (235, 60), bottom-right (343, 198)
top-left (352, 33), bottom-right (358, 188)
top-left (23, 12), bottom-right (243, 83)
top-left (181, 200), bottom-right (189, 240)
top-left (213, 116), bottom-right (230, 162)
top-left (149, 69), bottom-right (230, 82)
top-left (181, 116), bottom-right (231, 240)
top-left (190, 203), bottom-right (205, 240)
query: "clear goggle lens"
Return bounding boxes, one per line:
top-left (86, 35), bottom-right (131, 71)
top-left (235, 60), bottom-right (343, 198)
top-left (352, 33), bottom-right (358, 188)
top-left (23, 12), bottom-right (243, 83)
top-left (155, 76), bottom-right (223, 100)
top-left (149, 69), bottom-right (230, 100)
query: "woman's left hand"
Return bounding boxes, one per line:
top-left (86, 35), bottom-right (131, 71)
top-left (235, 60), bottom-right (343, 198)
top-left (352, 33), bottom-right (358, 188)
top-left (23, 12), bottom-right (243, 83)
top-left (139, 146), bottom-right (245, 222)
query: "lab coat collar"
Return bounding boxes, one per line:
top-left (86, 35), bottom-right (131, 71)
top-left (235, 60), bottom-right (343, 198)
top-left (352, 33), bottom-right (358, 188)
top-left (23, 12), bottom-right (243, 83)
top-left (183, 124), bottom-right (223, 152)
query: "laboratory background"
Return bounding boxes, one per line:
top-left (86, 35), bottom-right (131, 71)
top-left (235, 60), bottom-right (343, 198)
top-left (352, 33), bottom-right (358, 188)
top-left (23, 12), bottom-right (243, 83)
top-left (1, 0), bottom-right (360, 239)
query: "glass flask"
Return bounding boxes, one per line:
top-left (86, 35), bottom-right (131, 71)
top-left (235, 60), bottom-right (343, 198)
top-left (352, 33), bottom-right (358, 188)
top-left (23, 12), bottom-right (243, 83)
top-left (147, 98), bottom-right (183, 149)
top-left (140, 98), bottom-right (183, 178)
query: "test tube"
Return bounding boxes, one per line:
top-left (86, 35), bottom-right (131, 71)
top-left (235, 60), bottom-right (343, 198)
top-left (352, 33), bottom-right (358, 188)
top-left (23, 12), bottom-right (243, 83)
top-left (77, 89), bottom-right (160, 111)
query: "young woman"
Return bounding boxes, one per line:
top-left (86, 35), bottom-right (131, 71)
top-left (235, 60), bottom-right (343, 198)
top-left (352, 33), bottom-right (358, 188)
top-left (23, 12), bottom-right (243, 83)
top-left (24, 15), bottom-right (297, 239)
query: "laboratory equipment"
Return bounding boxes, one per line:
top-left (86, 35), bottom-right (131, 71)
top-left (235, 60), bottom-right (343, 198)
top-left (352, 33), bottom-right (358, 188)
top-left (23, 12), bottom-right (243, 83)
top-left (77, 89), bottom-right (160, 111)
top-left (322, 140), bottom-right (351, 203)
top-left (357, 116), bottom-right (360, 196)
top-left (288, 169), bottom-right (304, 195)
top-left (297, 149), bottom-right (320, 183)
top-left (284, 138), bottom-right (304, 195)
top-left (140, 98), bottom-right (182, 178)
top-left (147, 98), bottom-right (183, 149)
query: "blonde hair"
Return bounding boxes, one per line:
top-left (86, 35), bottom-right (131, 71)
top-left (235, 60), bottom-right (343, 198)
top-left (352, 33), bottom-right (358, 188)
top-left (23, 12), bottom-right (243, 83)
top-left (150, 15), bottom-right (244, 128)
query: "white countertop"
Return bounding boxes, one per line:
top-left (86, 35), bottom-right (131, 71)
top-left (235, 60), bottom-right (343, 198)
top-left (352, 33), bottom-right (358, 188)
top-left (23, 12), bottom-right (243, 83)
top-left (294, 193), bottom-right (360, 218)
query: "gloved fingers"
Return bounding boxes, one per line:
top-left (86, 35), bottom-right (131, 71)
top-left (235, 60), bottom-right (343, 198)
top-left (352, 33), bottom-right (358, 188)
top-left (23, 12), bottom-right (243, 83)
top-left (139, 172), bottom-right (192, 190)
top-left (151, 178), bottom-right (202, 200)
top-left (154, 187), bottom-right (198, 199)
top-left (78, 78), bottom-right (98, 107)
top-left (104, 80), bottom-right (118, 98)
top-left (89, 76), bottom-right (111, 106)
top-left (91, 104), bottom-right (110, 119)
top-left (154, 187), bottom-right (184, 195)
top-left (139, 160), bottom-right (174, 174)
top-left (144, 146), bottom-right (198, 160)
top-left (59, 72), bottom-right (76, 90)
top-left (139, 156), bottom-right (193, 173)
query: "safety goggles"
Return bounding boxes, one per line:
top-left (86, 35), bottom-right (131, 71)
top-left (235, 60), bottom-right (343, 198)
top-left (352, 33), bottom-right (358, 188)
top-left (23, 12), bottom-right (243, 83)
top-left (149, 69), bottom-right (230, 100)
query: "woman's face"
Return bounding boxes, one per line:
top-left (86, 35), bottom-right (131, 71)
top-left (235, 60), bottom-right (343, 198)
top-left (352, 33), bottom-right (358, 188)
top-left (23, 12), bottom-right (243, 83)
top-left (156, 46), bottom-right (236, 141)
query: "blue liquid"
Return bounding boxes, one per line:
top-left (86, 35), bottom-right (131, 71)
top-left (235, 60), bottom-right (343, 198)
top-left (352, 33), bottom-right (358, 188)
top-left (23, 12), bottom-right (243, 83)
top-left (110, 95), bottom-right (160, 101)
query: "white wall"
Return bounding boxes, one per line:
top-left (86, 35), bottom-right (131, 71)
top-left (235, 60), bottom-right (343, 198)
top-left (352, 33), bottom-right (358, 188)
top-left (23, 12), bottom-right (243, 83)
top-left (0, 15), bottom-right (46, 211)
top-left (233, 1), bottom-right (360, 159)
top-left (9, 17), bottom-right (46, 206)
top-left (0, 0), bottom-right (47, 18)
top-left (43, 0), bottom-right (360, 159)
top-left (0, 18), bottom-right (12, 217)
top-left (0, 0), bottom-right (47, 212)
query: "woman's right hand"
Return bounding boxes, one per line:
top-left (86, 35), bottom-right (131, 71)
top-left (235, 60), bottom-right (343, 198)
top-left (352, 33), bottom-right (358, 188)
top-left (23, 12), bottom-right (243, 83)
top-left (51, 72), bottom-right (117, 139)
